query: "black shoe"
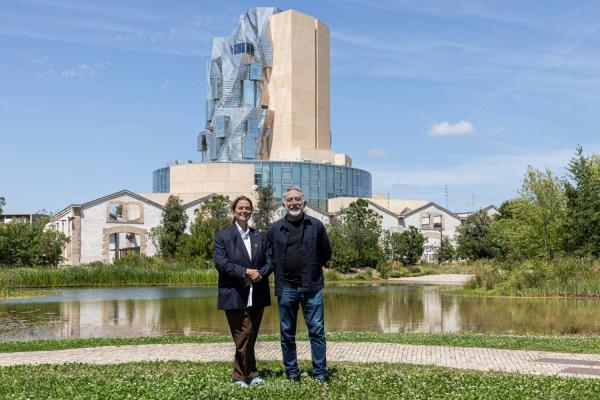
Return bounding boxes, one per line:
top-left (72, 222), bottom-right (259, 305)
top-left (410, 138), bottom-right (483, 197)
top-left (287, 375), bottom-right (301, 382)
top-left (313, 375), bottom-right (327, 384)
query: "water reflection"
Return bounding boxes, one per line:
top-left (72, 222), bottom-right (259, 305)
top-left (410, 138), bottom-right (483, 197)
top-left (1, 286), bottom-right (600, 340)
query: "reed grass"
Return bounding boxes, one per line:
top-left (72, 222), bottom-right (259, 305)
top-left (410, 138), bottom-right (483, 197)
top-left (0, 262), bottom-right (218, 289)
top-left (463, 257), bottom-right (600, 297)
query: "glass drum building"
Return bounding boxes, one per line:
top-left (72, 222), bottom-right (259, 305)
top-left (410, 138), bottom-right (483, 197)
top-left (153, 161), bottom-right (371, 212)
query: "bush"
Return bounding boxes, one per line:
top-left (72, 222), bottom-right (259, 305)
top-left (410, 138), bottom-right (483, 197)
top-left (176, 195), bottom-right (230, 266)
top-left (328, 199), bottom-right (384, 273)
top-left (382, 227), bottom-right (426, 266)
top-left (150, 195), bottom-right (188, 258)
top-left (0, 219), bottom-right (68, 267)
top-left (437, 237), bottom-right (455, 263)
top-left (456, 211), bottom-right (494, 260)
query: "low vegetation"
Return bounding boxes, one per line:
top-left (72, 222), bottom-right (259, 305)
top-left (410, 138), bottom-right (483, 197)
top-left (1, 360), bottom-right (599, 399)
top-left (0, 255), bottom-right (218, 290)
top-left (461, 257), bottom-right (600, 297)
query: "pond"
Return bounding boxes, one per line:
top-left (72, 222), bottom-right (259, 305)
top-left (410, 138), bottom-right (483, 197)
top-left (1, 285), bottom-right (600, 340)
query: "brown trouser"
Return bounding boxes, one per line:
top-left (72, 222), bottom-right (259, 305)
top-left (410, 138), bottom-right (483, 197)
top-left (225, 307), bottom-right (265, 381)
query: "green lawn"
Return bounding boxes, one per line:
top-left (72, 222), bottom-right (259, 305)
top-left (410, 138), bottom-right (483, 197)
top-left (3, 332), bottom-right (600, 355)
top-left (1, 360), bottom-right (598, 399)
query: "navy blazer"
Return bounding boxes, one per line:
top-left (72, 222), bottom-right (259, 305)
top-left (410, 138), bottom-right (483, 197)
top-left (213, 223), bottom-right (272, 310)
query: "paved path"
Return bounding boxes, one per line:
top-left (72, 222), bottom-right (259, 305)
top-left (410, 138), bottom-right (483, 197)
top-left (2, 341), bottom-right (600, 379)
top-left (389, 273), bottom-right (475, 285)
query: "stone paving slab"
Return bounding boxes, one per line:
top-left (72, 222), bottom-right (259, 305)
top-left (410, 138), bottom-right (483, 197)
top-left (1, 341), bottom-right (600, 379)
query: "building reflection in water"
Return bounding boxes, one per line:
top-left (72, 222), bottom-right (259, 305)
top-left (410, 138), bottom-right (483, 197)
top-left (2, 285), bottom-right (600, 340)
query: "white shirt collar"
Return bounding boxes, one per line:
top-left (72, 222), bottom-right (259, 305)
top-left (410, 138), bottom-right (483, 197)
top-left (235, 221), bottom-right (250, 237)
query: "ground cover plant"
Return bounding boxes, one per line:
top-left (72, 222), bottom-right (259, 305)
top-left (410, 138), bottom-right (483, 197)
top-left (0, 360), bottom-right (598, 399)
top-left (3, 332), bottom-right (600, 355)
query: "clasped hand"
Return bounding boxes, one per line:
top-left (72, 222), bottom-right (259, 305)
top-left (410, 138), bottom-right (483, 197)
top-left (245, 268), bottom-right (262, 283)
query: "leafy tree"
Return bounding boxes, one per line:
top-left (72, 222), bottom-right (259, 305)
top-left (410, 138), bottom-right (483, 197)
top-left (328, 218), bottom-right (359, 273)
top-left (487, 198), bottom-right (539, 261)
top-left (437, 236), bottom-right (455, 263)
top-left (562, 146), bottom-right (600, 257)
top-left (0, 218), bottom-right (68, 267)
top-left (402, 227), bottom-right (426, 265)
top-left (253, 184), bottom-right (275, 232)
top-left (0, 196), bottom-right (5, 216)
top-left (150, 195), bottom-right (188, 258)
top-left (383, 227), bottom-right (426, 266)
top-left (497, 198), bottom-right (518, 220)
top-left (177, 195), bottom-right (230, 265)
top-left (456, 210), bottom-right (494, 260)
top-left (328, 199), bottom-right (384, 272)
top-left (520, 166), bottom-right (565, 260)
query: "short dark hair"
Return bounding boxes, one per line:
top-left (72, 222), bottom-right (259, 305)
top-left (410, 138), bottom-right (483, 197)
top-left (231, 195), bottom-right (253, 212)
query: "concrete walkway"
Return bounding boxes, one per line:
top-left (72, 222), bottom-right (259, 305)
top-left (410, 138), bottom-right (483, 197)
top-left (389, 273), bottom-right (475, 285)
top-left (1, 341), bottom-right (600, 379)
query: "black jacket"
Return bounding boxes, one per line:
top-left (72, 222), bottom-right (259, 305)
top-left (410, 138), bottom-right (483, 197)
top-left (213, 223), bottom-right (272, 310)
top-left (267, 213), bottom-right (331, 296)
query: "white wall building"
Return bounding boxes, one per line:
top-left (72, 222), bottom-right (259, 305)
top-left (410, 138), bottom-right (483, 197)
top-left (49, 190), bottom-right (229, 265)
top-left (49, 189), bottom-right (497, 265)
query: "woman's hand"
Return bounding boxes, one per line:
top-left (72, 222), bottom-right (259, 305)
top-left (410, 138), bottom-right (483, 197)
top-left (245, 268), bottom-right (262, 283)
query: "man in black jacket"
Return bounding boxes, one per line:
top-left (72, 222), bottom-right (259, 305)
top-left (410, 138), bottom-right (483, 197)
top-left (267, 186), bottom-right (331, 383)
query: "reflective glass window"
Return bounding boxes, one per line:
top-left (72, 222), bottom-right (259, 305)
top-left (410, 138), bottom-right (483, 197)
top-left (205, 100), bottom-right (214, 121)
top-left (304, 186), bottom-right (312, 200)
top-left (247, 119), bottom-right (260, 139)
top-left (272, 163), bottom-right (282, 180)
top-left (242, 135), bottom-right (255, 159)
top-left (243, 80), bottom-right (255, 107)
top-left (292, 164), bottom-right (301, 182)
top-left (214, 116), bottom-right (229, 137)
top-left (262, 164), bottom-right (270, 180)
top-left (210, 77), bottom-right (221, 99)
top-left (250, 63), bottom-right (262, 80)
top-left (301, 163), bottom-right (310, 182)
top-left (209, 137), bottom-right (218, 160)
top-left (310, 164), bottom-right (319, 181)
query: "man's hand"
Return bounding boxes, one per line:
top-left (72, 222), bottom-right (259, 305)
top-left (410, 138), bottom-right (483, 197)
top-left (245, 268), bottom-right (262, 283)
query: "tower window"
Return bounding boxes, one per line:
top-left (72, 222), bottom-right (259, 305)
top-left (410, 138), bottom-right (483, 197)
top-left (234, 42), bottom-right (255, 56)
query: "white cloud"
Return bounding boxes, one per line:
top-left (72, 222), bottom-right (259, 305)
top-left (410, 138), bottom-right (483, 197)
top-left (61, 62), bottom-right (111, 78)
top-left (368, 147), bottom-right (390, 157)
top-left (428, 121), bottom-right (475, 136)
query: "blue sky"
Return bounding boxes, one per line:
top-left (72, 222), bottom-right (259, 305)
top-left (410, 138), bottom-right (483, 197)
top-left (2, 0), bottom-right (600, 214)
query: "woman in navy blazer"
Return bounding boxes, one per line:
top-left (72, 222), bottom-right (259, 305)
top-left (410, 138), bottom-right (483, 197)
top-left (213, 195), bottom-right (272, 387)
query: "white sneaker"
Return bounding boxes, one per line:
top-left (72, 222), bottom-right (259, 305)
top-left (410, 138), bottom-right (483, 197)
top-left (232, 379), bottom-right (248, 388)
top-left (248, 376), bottom-right (264, 385)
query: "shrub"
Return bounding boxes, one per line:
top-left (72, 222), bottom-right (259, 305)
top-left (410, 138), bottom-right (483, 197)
top-left (0, 219), bottom-right (68, 267)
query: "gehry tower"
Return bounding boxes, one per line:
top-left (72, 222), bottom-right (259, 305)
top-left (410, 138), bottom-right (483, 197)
top-left (198, 7), bottom-right (278, 162)
top-left (154, 8), bottom-right (371, 211)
